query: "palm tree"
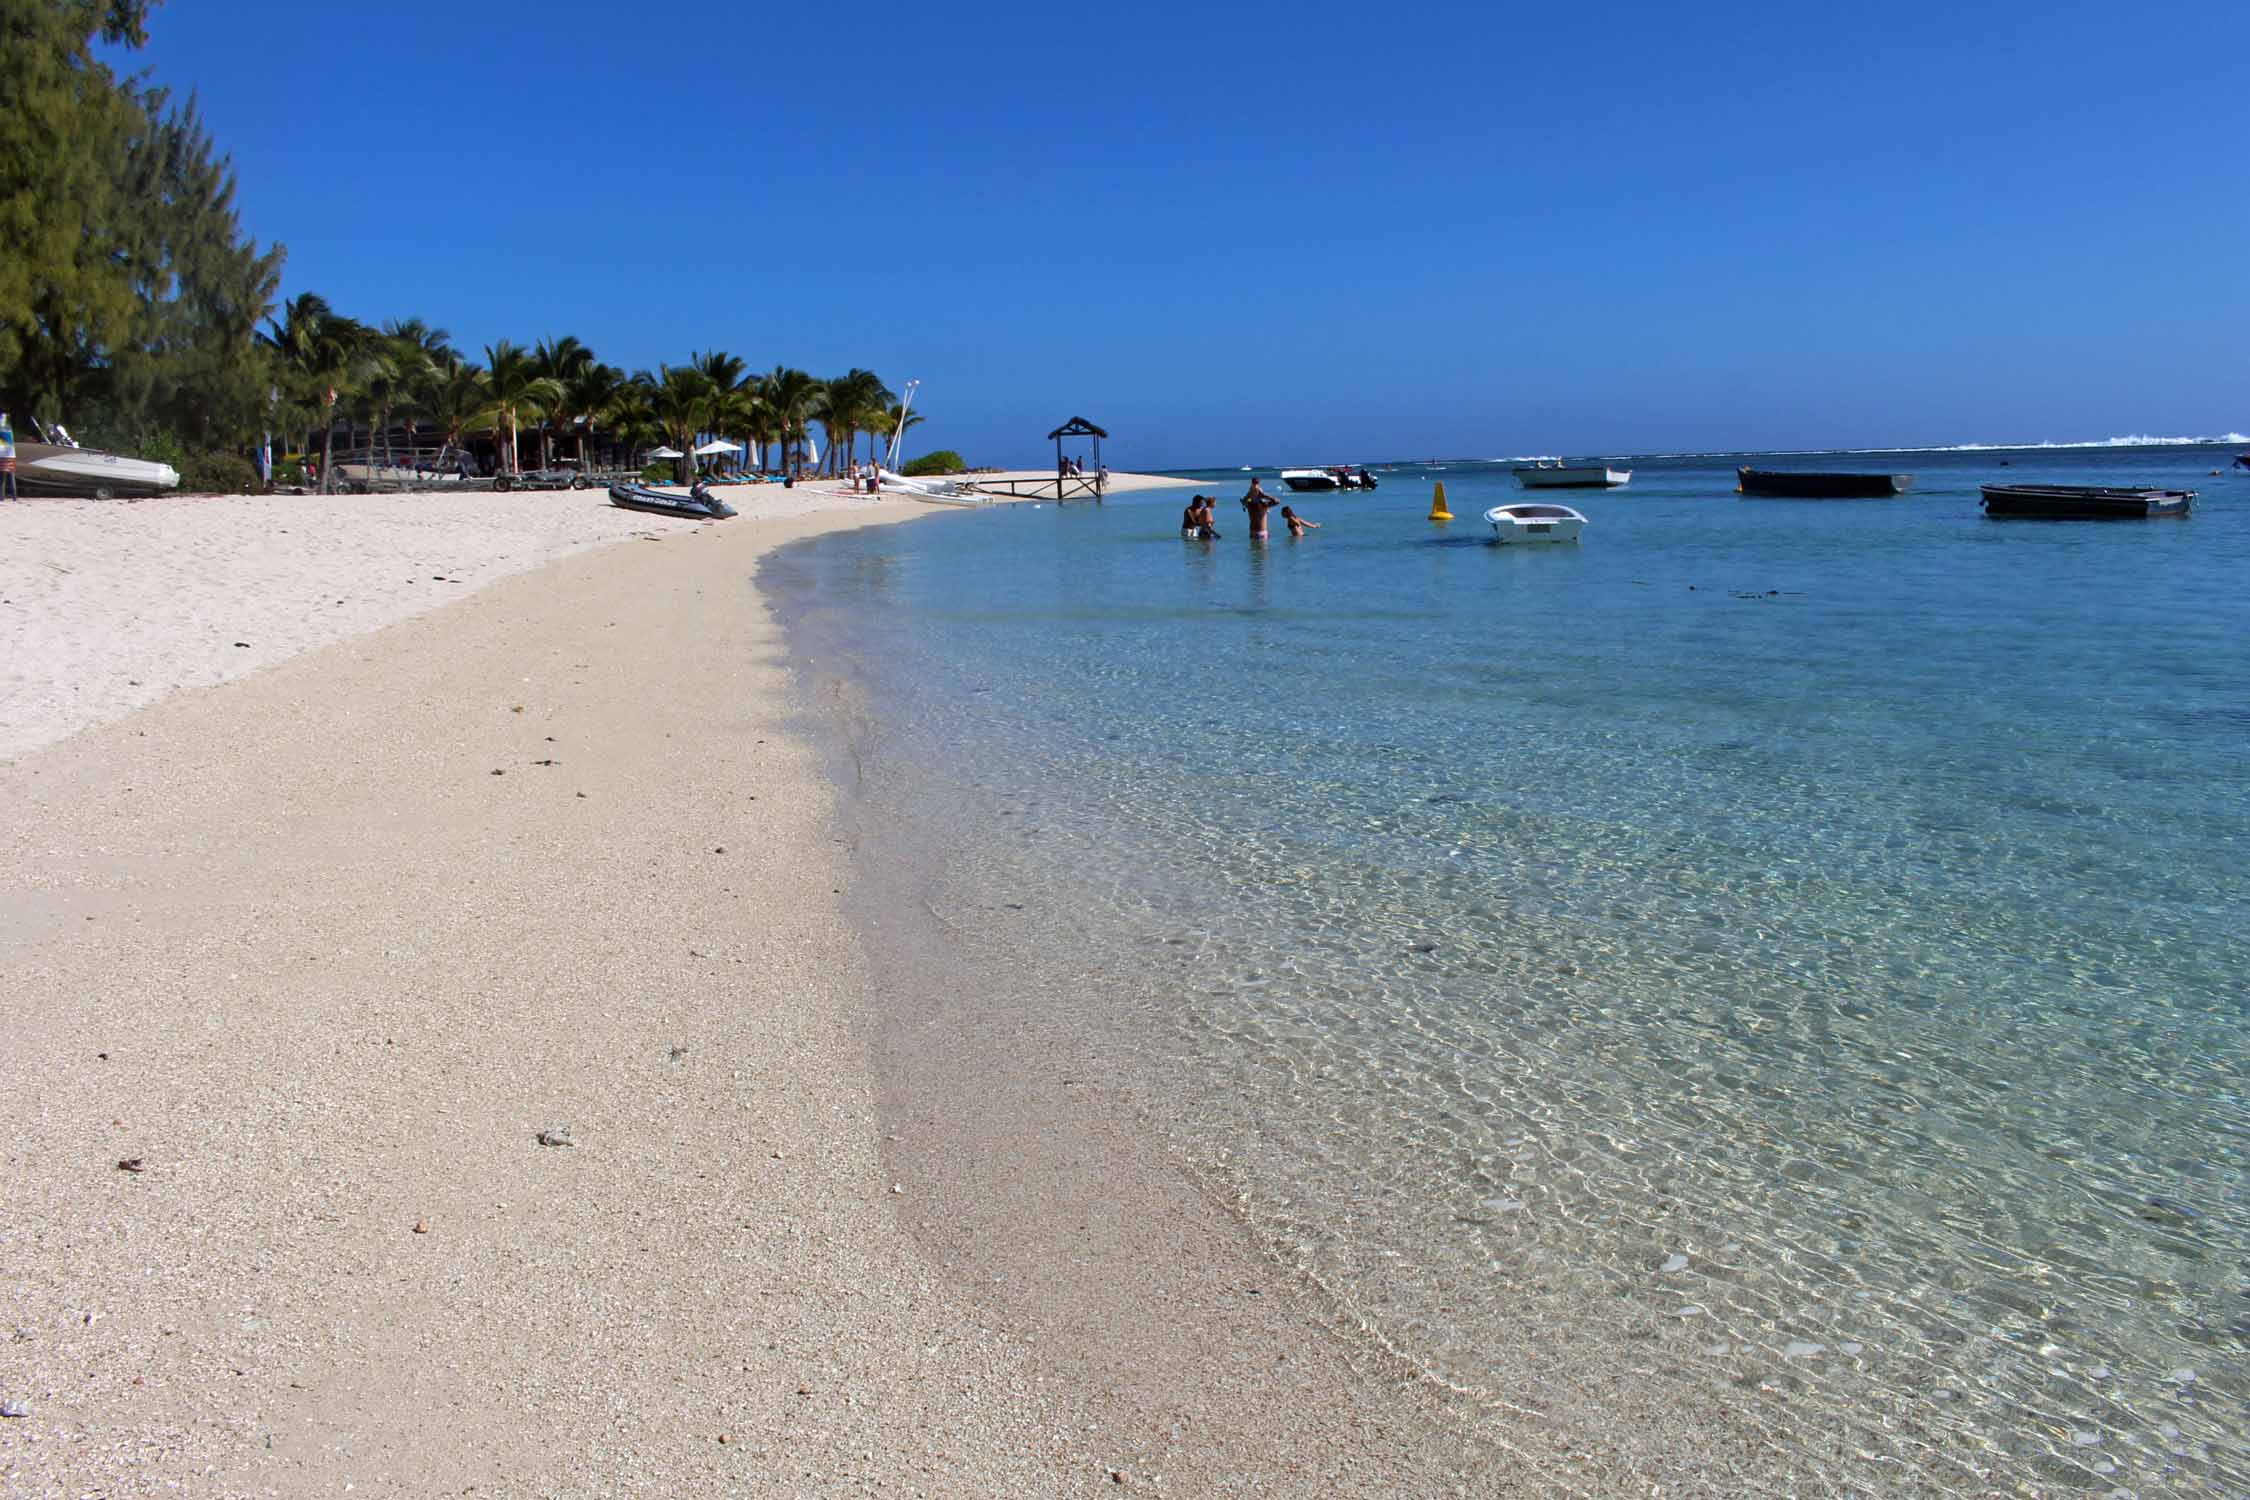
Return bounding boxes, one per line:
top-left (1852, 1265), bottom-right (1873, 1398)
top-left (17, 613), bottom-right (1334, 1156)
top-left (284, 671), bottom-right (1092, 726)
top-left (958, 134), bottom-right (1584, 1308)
top-left (356, 345), bottom-right (411, 473)
top-left (483, 341), bottom-right (561, 477)
top-left (878, 399), bottom-right (925, 470)
top-left (563, 362), bottom-right (628, 468)
top-left (737, 373), bottom-right (778, 473)
top-left (762, 366), bottom-right (820, 476)
top-left (810, 381), bottom-right (847, 477)
top-left (383, 318), bottom-right (453, 463)
top-left (259, 293), bottom-right (369, 493)
top-left (689, 350), bottom-right (753, 470)
top-left (634, 364), bottom-right (716, 483)
top-left (421, 362), bottom-right (497, 474)
top-left (605, 384), bottom-right (663, 471)
top-left (383, 317), bottom-right (454, 367)
top-left (817, 368), bottom-right (894, 474)
top-left (532, 336), bottom-right (593, 469)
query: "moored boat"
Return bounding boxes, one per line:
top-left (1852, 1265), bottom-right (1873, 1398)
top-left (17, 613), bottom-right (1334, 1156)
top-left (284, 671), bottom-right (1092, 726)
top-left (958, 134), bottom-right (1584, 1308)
top-left (607, 482), bottom-right (736, 519)
top-left (1979, 484), bottom-right (2193, 519)
top-left (1483, 502), bottom-right (1587, 544)
top-left (15, 433), bottom-right (180, 499)
top-left (1738, 467), bottom-right (1913, 498)
top-left (1280, 465), bottom-right (1377, 492)
top-left (1514, 462), bottom-right (1629, 489)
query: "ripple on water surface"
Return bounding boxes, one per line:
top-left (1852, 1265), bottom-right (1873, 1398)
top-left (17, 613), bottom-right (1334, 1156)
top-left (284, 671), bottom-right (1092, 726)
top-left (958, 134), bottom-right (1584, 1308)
top-left (775, 450), bottom-right (2249, 1495)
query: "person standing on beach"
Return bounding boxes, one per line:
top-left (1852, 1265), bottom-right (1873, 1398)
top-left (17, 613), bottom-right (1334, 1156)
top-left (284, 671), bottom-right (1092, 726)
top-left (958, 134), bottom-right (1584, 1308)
top-left (1282, 505), bottom-right (1319, 537)
top-left (0, 412), bottom-right (16, 501)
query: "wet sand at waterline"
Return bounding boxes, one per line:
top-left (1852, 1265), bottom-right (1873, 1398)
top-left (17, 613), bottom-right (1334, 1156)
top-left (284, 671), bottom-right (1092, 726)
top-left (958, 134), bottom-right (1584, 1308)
top-left (0, 493), bottom-right (1527, 1495)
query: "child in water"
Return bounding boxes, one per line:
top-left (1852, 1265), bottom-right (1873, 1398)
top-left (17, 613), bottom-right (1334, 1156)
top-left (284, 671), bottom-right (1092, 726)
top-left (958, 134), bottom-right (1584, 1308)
top-left (1282, 505), bottom-right (1320, 537)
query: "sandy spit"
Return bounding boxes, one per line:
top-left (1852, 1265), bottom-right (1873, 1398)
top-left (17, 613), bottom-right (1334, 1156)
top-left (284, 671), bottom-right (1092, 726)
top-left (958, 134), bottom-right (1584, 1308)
top-left (951, 470), bottom-right (1194, 496)
top-left (0, 498), bottom-right (1131, 1496)
top-left (0, 484), bottom-right (1648, 1498)
top-left (0, 483), bottom-right (880, 763)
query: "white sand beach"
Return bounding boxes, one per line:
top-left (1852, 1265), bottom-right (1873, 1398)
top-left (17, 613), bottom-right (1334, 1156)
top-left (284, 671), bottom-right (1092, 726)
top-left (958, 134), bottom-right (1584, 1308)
top-left (958, 469), bottom-right (1194, 495)
top-left (0, 486), bottom-right (1519, 1497)
top-left (0, 484), bottom-right (884, 762)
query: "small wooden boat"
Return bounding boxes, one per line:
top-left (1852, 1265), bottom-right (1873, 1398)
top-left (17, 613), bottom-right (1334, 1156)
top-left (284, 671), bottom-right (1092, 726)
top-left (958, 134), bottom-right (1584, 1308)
top-left (1514, 462), bottom-right (1629, 489)
top-left (607, 482), bottom-right (736, 520)
top-left (1979, 484), bottom-right (2193, 519)
top-left (1483, 502), bottom-right (1587, 544)
top-left (1738, 467), bottom-right (1913, 498)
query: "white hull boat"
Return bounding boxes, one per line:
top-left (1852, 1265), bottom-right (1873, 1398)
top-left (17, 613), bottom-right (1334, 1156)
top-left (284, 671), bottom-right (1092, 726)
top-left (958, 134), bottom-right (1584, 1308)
top-left (878, 466), bottom-right (986, 504)
top-left (1513, 463), bottom-right (1629, 489)
top-left (1280, 467), bottom-right (1342, 491)
top-left (17, 441), bottom-right (181, 499)
top-left (1484, 502), bottom-right (1587, 544)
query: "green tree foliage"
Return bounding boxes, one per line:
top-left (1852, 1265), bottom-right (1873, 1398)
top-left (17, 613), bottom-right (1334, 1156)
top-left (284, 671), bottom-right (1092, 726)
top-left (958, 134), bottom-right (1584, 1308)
top-left (0, 11), bottom-right (912, 490)
top-left (0, 1), bottom-right (286, 449)
top-left (901, 450), bottom-right (965, 477)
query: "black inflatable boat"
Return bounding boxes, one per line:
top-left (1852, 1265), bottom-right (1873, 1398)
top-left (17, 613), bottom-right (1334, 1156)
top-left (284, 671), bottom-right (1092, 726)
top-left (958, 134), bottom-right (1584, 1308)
top-left (608, 482), bottom-right (737, 520)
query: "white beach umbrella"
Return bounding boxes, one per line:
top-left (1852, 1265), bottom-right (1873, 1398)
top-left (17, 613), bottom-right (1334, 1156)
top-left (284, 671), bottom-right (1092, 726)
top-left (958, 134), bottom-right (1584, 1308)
top-left (647, 445), bottom-right (685, 459)
top-left (691, 439), bottom-right (743, 456)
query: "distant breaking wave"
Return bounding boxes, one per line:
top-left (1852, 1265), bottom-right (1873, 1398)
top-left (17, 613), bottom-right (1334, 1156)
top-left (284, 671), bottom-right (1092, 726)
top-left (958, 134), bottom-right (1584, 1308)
top-left (1480, 433), bottom-right (2250, 463)
top-left (1852, 432), bottom-right (2250, 454)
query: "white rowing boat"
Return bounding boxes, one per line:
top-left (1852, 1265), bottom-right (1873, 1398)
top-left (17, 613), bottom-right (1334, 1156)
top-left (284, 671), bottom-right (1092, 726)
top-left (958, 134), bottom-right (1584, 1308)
top-left (1484, 502), bottom-right (1587, 544)
top-left (1513, 462), bottom-right (1629, 490)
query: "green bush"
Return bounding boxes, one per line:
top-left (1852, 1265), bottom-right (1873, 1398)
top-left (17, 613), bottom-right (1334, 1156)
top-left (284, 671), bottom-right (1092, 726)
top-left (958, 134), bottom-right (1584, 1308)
top-left (179, 450), bottom-right (261, 494)
top-left (640, 462), bottom-right (678, 485)
top-left (901, 450), bottom-right (965, 477)
top-left (73, 421), bottom-right (188, 471)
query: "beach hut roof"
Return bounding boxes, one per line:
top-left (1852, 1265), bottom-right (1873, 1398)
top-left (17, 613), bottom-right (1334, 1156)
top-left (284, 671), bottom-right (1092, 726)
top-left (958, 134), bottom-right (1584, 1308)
top-left (1046, 416), bottom-right (1108, 440)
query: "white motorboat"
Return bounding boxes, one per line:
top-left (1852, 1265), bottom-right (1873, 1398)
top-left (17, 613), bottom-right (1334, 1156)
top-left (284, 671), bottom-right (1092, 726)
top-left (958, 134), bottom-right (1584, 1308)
top-left (16, 435), bottom-right (180, 499)
top-left (1484, 502), bottom-right (1587, 544)
top-left (1281, 465), bottom-right (1376, 492)
top-left (1513, 462), bottom-right (1629, 490)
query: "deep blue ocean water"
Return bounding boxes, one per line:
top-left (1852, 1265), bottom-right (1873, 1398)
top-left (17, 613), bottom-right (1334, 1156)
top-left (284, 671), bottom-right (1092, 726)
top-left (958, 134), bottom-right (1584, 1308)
top-left (771, 445), bottom-right (2248, 1494)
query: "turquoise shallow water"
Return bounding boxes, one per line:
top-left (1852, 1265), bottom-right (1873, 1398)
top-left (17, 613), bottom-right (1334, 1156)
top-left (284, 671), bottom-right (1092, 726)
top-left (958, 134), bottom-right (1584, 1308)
top-left (771, 446), bottom-right (2248, 1494)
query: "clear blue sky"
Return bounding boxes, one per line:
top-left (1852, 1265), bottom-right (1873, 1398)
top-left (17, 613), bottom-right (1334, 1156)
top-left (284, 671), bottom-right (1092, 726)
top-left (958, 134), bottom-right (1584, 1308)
top-left (123, 0), bottom-right (2246, 468)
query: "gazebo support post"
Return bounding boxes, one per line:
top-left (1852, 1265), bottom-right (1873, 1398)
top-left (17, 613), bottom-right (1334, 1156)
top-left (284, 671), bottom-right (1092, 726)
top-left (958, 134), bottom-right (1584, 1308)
top-left (1042, 416), bottom-right (1111, 505)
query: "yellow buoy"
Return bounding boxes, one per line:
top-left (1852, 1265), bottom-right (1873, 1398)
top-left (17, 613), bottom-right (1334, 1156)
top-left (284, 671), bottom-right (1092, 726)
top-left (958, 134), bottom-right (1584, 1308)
top-left (1429, 482), bottom-right (1452, 521)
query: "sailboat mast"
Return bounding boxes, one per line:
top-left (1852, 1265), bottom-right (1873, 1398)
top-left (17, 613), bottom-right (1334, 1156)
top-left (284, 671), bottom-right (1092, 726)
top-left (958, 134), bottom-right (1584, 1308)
top-left (885, 379), bottom-right (920, 473)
